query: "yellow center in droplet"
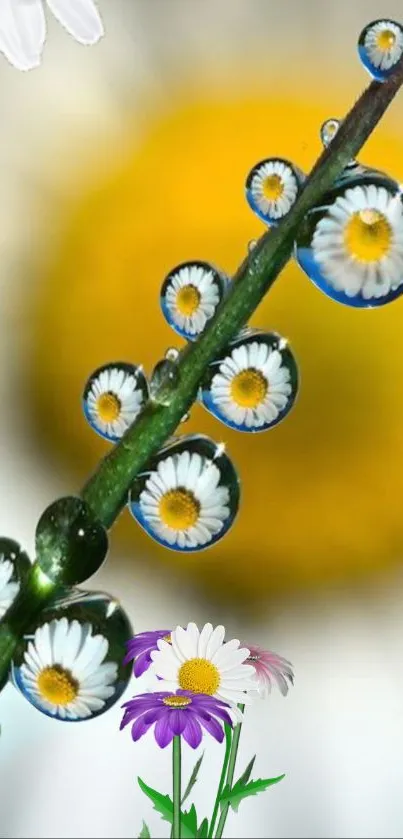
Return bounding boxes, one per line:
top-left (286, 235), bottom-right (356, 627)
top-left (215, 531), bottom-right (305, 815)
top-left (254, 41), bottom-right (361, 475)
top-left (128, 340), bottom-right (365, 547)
top-left (159, 488), bottom-right (200, 530)
top-left (344, 209), bottom-right (392, 262)
top-left (178, 658), bottom-right (220, 694)
top-left (176, 284), bottom-right (201, 316)
top-left (376, 29), bottom-right (396, 51)
top-left (37, 665), bottom-right (78, 705)
top-left (262, 174), bottom-right (284, 201)
top-left (163, 695), bottom-right (192, 708)
top-left (96, 391), bottom-right (121, 422)
top-left (230, 368), bottom-right (268, 408)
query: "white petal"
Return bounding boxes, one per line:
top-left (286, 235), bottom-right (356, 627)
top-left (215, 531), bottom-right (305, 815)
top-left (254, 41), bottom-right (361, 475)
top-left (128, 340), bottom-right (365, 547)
top-left (0, 0), bottom-right (45, 71)
top-left (197, 623), bottom-right (214, 657)
top-left (205, 625), bottom-right (226, 659)
top-left (46, 0), bottom-right (104, 45)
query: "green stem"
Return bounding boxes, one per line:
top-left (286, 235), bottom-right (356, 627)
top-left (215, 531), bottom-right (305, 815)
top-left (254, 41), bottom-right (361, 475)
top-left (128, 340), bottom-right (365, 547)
top-left (208, 724), bottom-right (233, 838)
top-left (1, 62), bottom-right (403, 681)
top-left (215, 704), bottom-right (245, 839)
top-left (82, 67), bottom-right (403, 529)
top-left (172, 735), bottom-right (182, 839)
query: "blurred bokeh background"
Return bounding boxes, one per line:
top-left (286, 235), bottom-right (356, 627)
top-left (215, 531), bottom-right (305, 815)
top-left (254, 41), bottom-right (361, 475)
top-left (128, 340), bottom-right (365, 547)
top-left (1, 0), bottom-right (403, 836)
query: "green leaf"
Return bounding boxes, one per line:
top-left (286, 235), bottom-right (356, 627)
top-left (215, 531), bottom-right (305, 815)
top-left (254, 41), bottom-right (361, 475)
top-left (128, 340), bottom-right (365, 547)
top-left (196, 817), bottom-right (209, 838)
top-left (181, 751), bottom-right (204, 805)
top-left (235, 755), bottom-right (256, 788)
top-left (220, 775), bottom-right (285, 814)
top-left (138, 821), bottom-right (151, 838)
top-left (138, 777), bottom-right (201, 838)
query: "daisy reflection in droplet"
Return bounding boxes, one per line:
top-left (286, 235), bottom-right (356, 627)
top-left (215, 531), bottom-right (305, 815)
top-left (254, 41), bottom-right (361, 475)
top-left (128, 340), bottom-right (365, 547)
top-left (312, 184), bottom-right (403, 303)
top-left (14, 617), bottom-right (118, 720)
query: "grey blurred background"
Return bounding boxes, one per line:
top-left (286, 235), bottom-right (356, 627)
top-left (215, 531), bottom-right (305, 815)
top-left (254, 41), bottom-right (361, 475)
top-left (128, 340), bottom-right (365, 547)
top-left (0, 1), bottom-right (403, 837)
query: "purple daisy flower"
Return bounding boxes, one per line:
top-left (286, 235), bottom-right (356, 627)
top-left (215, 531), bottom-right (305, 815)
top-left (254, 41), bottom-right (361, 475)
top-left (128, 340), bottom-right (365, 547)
top-left (123, 630), bottom-right (171, 677)
top-left (120, 689), bottom-right (233, 749)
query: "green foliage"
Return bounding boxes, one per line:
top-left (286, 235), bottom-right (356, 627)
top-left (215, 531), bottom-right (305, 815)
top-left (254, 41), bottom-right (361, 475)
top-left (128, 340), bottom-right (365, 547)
top-left (138, 777), bottom-right (206, 838)
top-left (220, 774), bottom-right (285, 813)
top-left (181, 752), bottom-right (205, 805)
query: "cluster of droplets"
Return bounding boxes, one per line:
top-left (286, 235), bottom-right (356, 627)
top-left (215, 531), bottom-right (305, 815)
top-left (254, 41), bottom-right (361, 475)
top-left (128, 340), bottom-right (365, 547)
top-left (82, 281), bottom-right (299, 552)
top-left (245, 19), bottom-right (403, 308)
top-left (0, 530), bottom-right (133, 722)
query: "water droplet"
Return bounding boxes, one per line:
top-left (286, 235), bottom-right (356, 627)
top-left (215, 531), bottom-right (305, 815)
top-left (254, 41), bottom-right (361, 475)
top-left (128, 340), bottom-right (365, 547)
top-left (248, 239), bottom-right (258, 252)
top-left (295, 168), bottom-right (403, 307)
top-left (160, 261), bottom-right (228, 341)
top-left (358, 19), bottom-right (403, 81)
top-left (0, 538), bottom-right (31, 621)
top-left (165, 347), bottom-right (180, 362)
top-left (180, 412), bottom-right (190, 423)
top-left (35, 496), bottom-right (108, 586)
top-left (128, 434), bottom-right (240, 552)
top-left (150, 359), bottom-right (180, 405)
top-left (245, 158), bottom-right (305, 226)
top-left (200, 329), bottom-right (298, 433)
top-left (320, 118), bottom-right (341, 148)
top-left (83, 362), bottom-right (149, 443)
top-left (11, 588), bottom-right (132, 721)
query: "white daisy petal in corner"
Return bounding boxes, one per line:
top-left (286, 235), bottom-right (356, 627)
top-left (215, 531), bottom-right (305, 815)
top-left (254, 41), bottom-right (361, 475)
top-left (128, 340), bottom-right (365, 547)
top-left (129, 435), bottom-right (240, 552)
top-left (358, 19), bottom-right (403, 81)
top-left (0, 0), bottom-right (103, 71)
top-left (202, 331), bottom-right (298, 432)
top-left (161, 261), bottom-right (227, 341)
top-left (83, 362), bottom-right (149, 443)
top-left (306, 182), bottom-right (403, 307)
top-left (0, 555), bottom-right (20, 619)
top-left (13, 617), bottom-right (118, 720)
top-left (150, 622), bottom-right (256, 708)
top-left (246, 157), bottom-right (304, 225)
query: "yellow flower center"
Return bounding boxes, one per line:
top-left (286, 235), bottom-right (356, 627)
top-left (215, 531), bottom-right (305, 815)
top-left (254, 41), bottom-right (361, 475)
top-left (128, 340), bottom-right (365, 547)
top-left (230, 368), bottom-right (268, 408)
top-left (178, 658), bottom-right (220, 695)
top-left (36, 665), bottom-right (78, 706)
top-left (163, 633), bottom-right (172, 643)
top-left (159, 488), bottom-right (200, 531)
top-left (376, 29), bottom-right (396, 51)
top-left (344, 209), bottom-right (392, 262)
top-left (262, 174), bottom-right (284, 202)
top-left (176, 284), bottom-right (201, 316)
top-left (163, 695), bottom-right (192, 708)
top-left (96, 391), bottom-right (121, 422)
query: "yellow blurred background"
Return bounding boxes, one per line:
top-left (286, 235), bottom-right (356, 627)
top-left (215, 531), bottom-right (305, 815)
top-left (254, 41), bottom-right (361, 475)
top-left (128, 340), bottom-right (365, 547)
top-left (24, 6), bottom-right (403, 607)
top-left (0, 1), bottom-right (403, 837)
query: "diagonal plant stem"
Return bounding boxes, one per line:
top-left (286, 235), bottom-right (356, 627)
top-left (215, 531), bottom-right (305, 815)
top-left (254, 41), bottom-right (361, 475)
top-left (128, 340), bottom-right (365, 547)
top-left (214, 705), bottom-right (245, 839)
top-left (81, 64), bottom-right (403, 529)
top-left (0, 62), bottom-right (402, 684)
top-left (208, 723), bottom-right (233, 838)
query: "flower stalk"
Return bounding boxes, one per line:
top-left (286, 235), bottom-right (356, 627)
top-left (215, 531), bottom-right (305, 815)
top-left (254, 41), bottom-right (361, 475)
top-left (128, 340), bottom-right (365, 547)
top-left (208, 724), bottom-right (233, 838)
top-left (215, 704), bottom-right (245, 839)
top-left (173, 735), bottom-right (182, 839)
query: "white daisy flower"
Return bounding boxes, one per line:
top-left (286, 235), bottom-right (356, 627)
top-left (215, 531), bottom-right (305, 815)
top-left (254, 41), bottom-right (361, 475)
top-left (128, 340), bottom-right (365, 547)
top-left (208, 339), bottom-right (293, 431)
top-left (0, 556), bottom-right (19, 619)
top-left (311, 183), bottom-right (403, 302)
top-left (161, 262), bottom-right (223, 340)
top-left (360, 20), bottom-right (403, 77)
top-left (150, 622), bottom-right (256, 707)
top-left (0, 0), bottom-right (103, 71)
top-left (16, 617), bottom-right (118, 720)
top-left (134, 445), bottom-right (237, 551)
top-left (83, 362), bottom-right (148, 442)
top-left (246, 158), bottom-right (301, 224)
